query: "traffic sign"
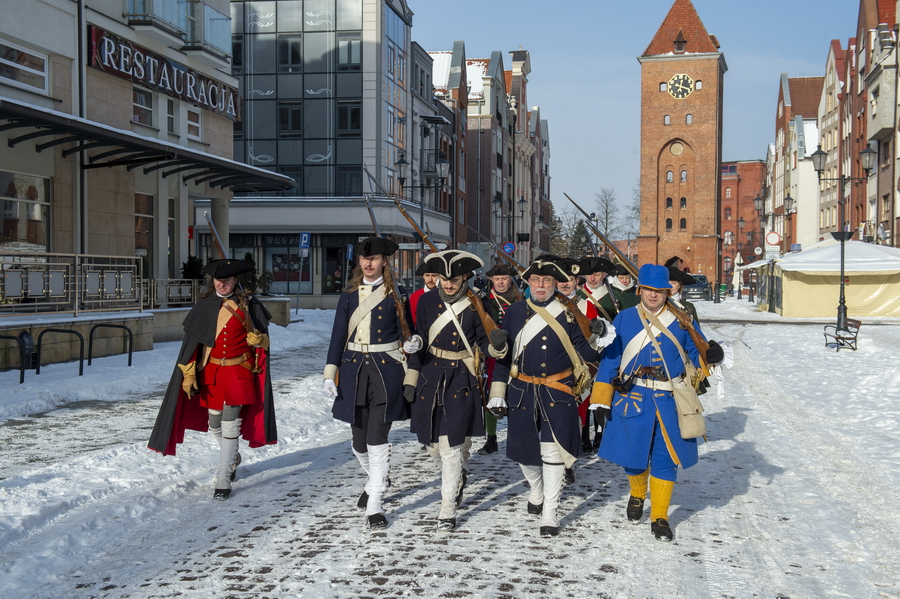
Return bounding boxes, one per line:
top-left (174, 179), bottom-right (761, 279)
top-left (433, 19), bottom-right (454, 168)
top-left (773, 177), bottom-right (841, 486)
top-left (502, 241), bottom-right (516, 254)
top-left (765, 231), bottom-right (781, 246)
top-left (346, 243), bottom-right (354, 261)
top-left (754, 246), bottom-right (763, 256)
top-left (299, 232), bottom-right (311, 249)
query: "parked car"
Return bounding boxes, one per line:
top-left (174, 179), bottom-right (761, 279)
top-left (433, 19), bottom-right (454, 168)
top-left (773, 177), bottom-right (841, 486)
top-left (683, 274), bottom-right (712, 301)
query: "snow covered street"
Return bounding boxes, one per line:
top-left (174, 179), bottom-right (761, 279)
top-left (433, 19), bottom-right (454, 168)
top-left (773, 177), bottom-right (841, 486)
top-left (1, 302), bottom-right (899, 598)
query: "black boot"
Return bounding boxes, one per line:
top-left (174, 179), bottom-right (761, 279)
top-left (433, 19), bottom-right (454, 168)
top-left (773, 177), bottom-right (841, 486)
top-left (478, 435), bottom-right (498, 455)
top-left (651, 518), bottom-right (674, 541)
top-left (626, 496), bottom-right (645, 523)
top-left (564, 467), bottom-right (575, 485)
top-left (357, 490), bottom-right (368, 509)
top-left (213, 488), bottom-right (231, 501)
top-left (368, 513), bottom-right (388, 529)
top-left (539, 525), bottom-right (559, 537)
top-left (581, 422), bottom-right (593, 452)
top-left (455, 470), bottom-right (468, 507)
top-left (437, 518), bottom-right (457, 532)
top-left (527, 501), bottom-right (543, 515)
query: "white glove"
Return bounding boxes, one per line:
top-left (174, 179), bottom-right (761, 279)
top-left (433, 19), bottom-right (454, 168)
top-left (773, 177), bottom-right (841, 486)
top-left (323, 379), bottom-right (337, 398)
top-left (588, 403), bottom-right (610, 411)
top-left (402, 334), bottom-right (423, 354)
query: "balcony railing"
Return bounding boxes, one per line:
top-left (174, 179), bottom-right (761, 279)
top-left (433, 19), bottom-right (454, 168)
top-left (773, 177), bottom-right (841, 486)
top-left (125, 0), bottom-right (188, 37)
top-left (1, 252), bottom-right (142, 316)
top-left (184, 1), bottom-right (232, 60)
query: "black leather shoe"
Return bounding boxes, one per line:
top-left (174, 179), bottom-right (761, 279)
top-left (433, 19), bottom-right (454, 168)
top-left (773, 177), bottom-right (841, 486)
top-left (478, 435), bottom-right (498, 455)
top-left (564, 467), bottom-right (575, 485)
top-left (357, 490), bottom-right (368, 509)
top-left (437, 518), bottom-right (456, 532)
top-left (527, 501), bottom-right (543, 515)
top-left (651, 518), bottom-right (674, 541)
top-left (367, 513), bottom-right (388, 529)
top-left (539, 525), bottom-right (559, 537)
top-left (213, 488), bottom-right (231, 501)
top-left (626, 496), bottom-right (645, 523)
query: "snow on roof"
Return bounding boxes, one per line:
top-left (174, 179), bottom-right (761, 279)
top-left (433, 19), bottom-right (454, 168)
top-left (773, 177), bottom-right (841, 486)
top-left (428, 51), bottom-right (452, 93)
top-left (465, 59), bottom-right (489, 99)
top-left (778, 240), bottom-right (900, 274)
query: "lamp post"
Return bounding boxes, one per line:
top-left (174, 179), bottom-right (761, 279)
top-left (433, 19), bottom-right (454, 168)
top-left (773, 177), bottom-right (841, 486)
top-left (783, 194), bottom-right (795, 252)
top-left (810, 145), bottom-right (876, 330)
top-left (736, 217), bottom-right (745, 298)
top-left (396, 152), bottom-right (450, 253)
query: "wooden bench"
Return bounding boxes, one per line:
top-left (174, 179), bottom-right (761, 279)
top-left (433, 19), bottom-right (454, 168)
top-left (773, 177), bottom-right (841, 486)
top-left (823, 318), bottom-right (861, 351)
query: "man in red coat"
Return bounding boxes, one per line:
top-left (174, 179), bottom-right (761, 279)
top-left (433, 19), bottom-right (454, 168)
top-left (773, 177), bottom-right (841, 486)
top-left (149, 259), bottom-right (277, 500)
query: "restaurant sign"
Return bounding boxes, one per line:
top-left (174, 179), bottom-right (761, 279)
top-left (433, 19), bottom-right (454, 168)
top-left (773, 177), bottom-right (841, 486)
top-left (88, 25), bottom-right (240, 121)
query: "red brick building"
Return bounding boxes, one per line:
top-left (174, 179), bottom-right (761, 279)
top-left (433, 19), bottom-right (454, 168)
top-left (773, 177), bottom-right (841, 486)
top-left (637, 0), bottom-right (726, 280)
top-left (720, 160), bottom-right (765, 284)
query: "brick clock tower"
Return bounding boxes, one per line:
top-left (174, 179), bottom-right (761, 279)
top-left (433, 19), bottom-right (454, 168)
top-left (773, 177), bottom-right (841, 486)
top-left (637, 0), bottom-right (726, 280)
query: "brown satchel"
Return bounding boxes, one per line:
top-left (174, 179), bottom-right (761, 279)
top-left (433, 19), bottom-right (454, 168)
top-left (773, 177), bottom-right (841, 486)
top-left (639, 306), bottom-right (706, 439)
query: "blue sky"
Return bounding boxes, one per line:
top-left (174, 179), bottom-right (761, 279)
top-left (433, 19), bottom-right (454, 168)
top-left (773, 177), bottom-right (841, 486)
top-left (409, 0), bottom-right (861, 217)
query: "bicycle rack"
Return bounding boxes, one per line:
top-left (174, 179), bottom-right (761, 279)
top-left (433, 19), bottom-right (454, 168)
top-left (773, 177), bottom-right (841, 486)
top-left (36, 329), bottom-right (85, 376)
top-left (88, 324), bottom-right (133, 367)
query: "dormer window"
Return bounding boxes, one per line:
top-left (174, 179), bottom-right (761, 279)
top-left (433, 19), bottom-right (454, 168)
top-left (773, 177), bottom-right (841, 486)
top-left (674, 30), bottom-right (686, 54)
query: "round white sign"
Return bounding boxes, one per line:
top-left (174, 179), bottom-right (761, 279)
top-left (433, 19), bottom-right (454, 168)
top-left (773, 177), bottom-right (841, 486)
top-left (754, 246), bottom-right (763, 255)
top-left (765, 231), bottom-right (781, 246)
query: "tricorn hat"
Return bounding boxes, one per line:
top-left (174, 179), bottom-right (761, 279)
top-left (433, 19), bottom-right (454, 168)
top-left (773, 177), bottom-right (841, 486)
top-left (356, 236), bottom-right (399, 258)
top-left (612, 264), bottom-right (632, 277)
top-left (581, 256), bottom-right (616, 274)
top-left (667, 265), bottom-right (696, 285)
top-left (423, 250), bottom-right (484, 279)
top-left (485, 262), bottom-right (517, 277)
top-left (522, 254), bottom-right (569, 283)
top-left (203, 259), bottom-right (254, 279)
top-left (558, 257), bottom-right (583, 278)
top-left (637, 264), bottom-right (672, 290)
top-left (664, 255), bottom-right (683, 268)
top-left (415, 259), bottom-right (440, 276)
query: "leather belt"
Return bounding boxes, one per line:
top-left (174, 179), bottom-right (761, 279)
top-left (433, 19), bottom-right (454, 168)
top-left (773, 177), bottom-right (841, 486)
top-left (431, 347), bottom-right (470, 361)
top-left (514, 368), bottom-right (574, 395)
top-left (347, 341), bottom-right (401, 353)
top-left (634, 366), bottom-right (669, 381)
top-left (634, 378), bottom-right (673, 391)
top-left (208, 351), bottom-right (254, 371)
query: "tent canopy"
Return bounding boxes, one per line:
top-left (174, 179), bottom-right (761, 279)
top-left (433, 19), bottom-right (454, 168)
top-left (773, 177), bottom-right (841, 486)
top-left (777, 240), bottom-right (900, 275)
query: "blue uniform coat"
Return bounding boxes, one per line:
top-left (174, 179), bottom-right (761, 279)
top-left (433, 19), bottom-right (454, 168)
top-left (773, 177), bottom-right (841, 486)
top-left (494, 298), bottom-right (601, 467)
top-left (407, 290), bottom-right (488, 446)
top-left (595, 305), bottom-right (704, 470)
top-left (326, 283), bottom-right (412, 424)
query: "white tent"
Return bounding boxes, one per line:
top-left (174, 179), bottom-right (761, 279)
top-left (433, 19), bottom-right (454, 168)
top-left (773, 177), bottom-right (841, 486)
top-left (768, 241), bottom-right (900, 317)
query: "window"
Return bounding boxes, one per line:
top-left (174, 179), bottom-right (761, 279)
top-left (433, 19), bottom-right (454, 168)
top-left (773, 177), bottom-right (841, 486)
top-left (187, 109), bottom-right (201, 139)
top-left (680, 218), bottom-right (687, 230)
top-left (167, 197), bottom-right (176, 278)
top-left (337, 102), bottom-right (361, 136)
top-left (724, 230), bottom-right (733, 245)
top-left (725, 207), bottom-right (732, 220)
top-left (664, 115), bottom-right (671, 125)
top-left (135, 193), bottom-right (154, 279)
top-left (665, 218), bottom-right (673, 231)
top-left (680, 197), bottom-right (687, 209)
top-left (132, 88), bottom-right (152, 126)
top-left (232, 35), bottom-right (243, 75)
top-left (666, 197), bottom-right (673, 209)
top-left (659, 82), bottom-right (667, 92)
top-left (695, 80), bottom-right (702, 90)
top-left (278, 34), bottom-right (303, 73)
top-left (0, 39), bottom-right (49, 94)
top-left (336, 166), bottom-right (361, 194)
top-left (278, 102), bottom-right (302, 137)
top-left (686, 114), bottom-right (693, 124)
top-left (166, 99), bottom-right (177, 134)
top-left (724, 256), bottom-right (731, 271)
top-left (338, 35), bottom-right (361, 70)
top-left (725, 187), bottom-right (732, 199)
top-left (666, 171), bottom-right (673, 183)
top-left (0, 170), bottom-right (50, 252)
top-left (681, 170), bottom-right (687, 182)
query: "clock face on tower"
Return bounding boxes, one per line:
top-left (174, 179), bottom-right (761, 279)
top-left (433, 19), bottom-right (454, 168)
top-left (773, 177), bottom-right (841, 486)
top-left (668, 73), bottom-right (694, 99)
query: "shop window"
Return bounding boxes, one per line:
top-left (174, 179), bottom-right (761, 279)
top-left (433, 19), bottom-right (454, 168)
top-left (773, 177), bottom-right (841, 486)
top-left (0, 170), bottom-right (50, 252)
top-left (135, 193), bottom-right (154, 278)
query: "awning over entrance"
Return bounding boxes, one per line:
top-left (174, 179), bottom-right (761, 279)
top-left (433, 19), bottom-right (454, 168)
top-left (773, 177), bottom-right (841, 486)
top-left (0, 96), bottom-right (295, 193)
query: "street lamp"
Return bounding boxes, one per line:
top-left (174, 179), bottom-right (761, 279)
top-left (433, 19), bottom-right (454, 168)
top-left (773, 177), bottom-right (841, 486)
top-left (810, 145), bottom-right (877, 330)
top-left (395, 152), bottom-right (450, 250)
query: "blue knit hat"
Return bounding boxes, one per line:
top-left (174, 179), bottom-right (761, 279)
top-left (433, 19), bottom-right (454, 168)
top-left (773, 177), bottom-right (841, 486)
top-left (637, 264), bottom-right (672, 290)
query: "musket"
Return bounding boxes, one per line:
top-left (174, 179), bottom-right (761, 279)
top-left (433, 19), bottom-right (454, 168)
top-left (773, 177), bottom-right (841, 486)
top-left (564, 193), bottom-right (710, 383)
top-left (461, 222), bottom-right (594, 340)
top-left (583, 219), bottom-right (623, 316)
top-left (360, 193), bottom-right (413, 344)
top-left (361, 165), bottom-right (498, 336)
top-left (204, 211), bottom-right (262, 373)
